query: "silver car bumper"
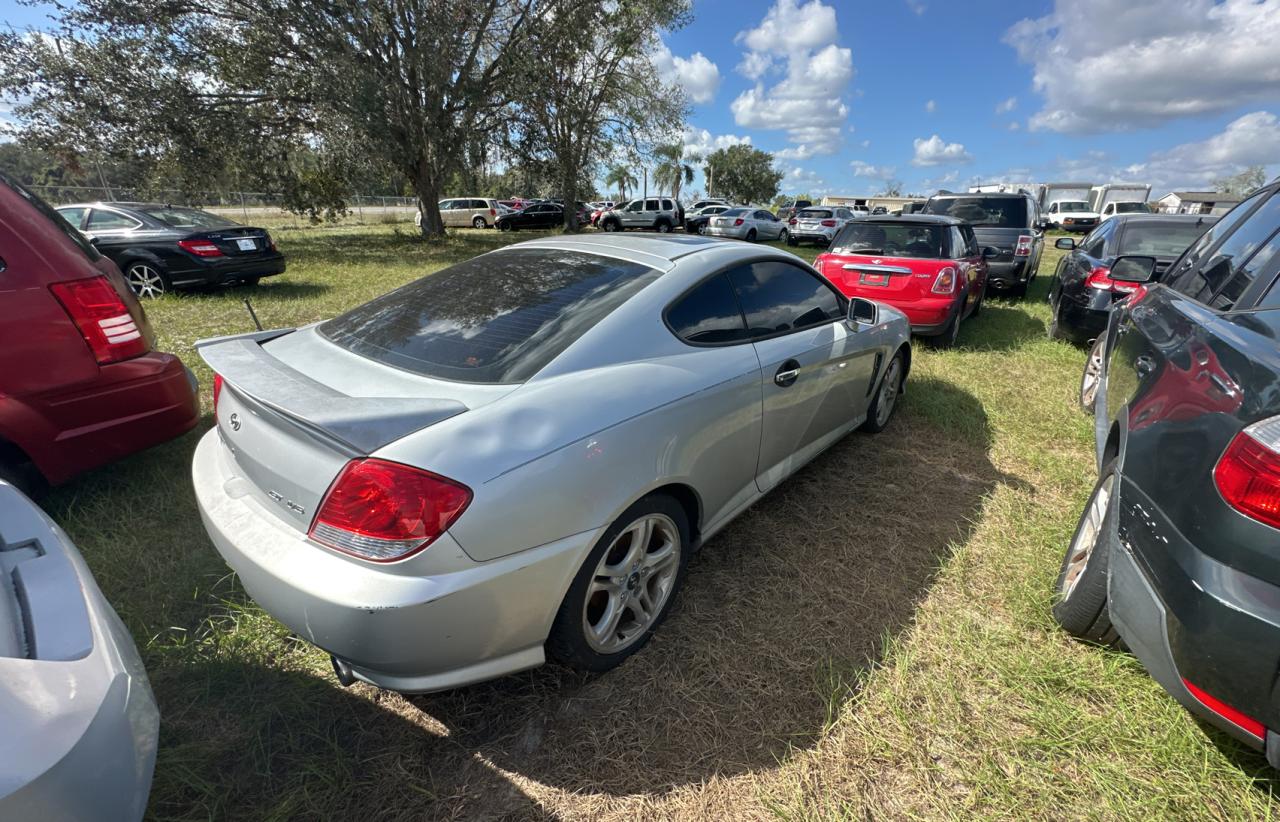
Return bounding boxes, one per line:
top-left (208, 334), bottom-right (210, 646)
top-left (191, 430), bottom-right (590, 692)
top-left (0, 482), bottom-right (159, 822)
top-left (706, 225), bottom-right (750, 239)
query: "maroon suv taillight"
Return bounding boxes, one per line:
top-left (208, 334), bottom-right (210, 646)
top-left (309, 458), bottom-right (472, 562)
top-left (178, 238), bottom-right (223, 257)
top-left (1014, 234), bottom-right (1034, 257)
top-left (1214, 418), bottom-right (1280, 530)
top-left (49, 276), bottom-right (150, 365)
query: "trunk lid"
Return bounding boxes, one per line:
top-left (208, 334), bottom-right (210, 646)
top-left (185, 225), bottom-right (275, 260)
top-left (819, 253), bottom-right (952, 299)
top-left (198, 327), bottom-right (508, 532)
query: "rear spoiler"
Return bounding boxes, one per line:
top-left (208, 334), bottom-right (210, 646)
top-left (196, 329), bottom-right (467, 455)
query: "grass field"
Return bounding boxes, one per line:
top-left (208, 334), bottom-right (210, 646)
top-left (40, 224), bottom-right (1280, 820)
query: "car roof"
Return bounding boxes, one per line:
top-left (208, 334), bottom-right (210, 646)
top-left (55, 201), bottom-right (185, 211)
top-left (853, 214), bottom-right (965, 226)
top-left (506, 233), bottom-right (725, 268)
top-left (1110, 213), bottom-right (1214, 225)
top-left (931, 192), bottom-right (1030, 199)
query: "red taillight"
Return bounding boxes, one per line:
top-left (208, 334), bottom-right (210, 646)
top-left (489, 208), bottom-right (496, 217)
top-left (213, 373), bottom-right (224, 413)
top-left (821, 219), bottom-right (836, 227)
top-left (1085, 266), bottom-right (1141, 294)
top-left (1183, 678), bottom-right (1265, 739)
top-left (931, 266), bottom-right (957, 294)
top-left (1214, 419), bottom-right (1280, 530)
top-left (788, 218), bottom-right (797, 225)
top-left (49, 276), bottom-right (150, 365)
top-left (734, 218), bottom-right (744, 226)
top-left (1014, 234), bottom-right (1033, 257)
top-left (309, 458), bottom-right (472, 562)
top-left (178, 238), bottom-right (223, 257)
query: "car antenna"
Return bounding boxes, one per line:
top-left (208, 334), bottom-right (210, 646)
top-left (243, 297), bottom-right (263, 331)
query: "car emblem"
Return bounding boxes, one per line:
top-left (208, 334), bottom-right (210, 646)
top-left (229, 412), bottom-right (242, 431)
top-left (871, 258), bottom-right (882, 264)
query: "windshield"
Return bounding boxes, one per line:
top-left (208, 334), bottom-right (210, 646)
top-left (925, 196), bottom-right (1027, 227)
top-left (1118, 221), bottom-right (1213, 257)
top-left (141, 206), bottom-right (240, 229)
top-left (797, 209), bottom-right (833, 219)
top-left (1059, 202), bottom-right (1089, 212)
top-left (1113, 202), bottom-right (1149, 214)
top-left (831, 222), bottom-right (946, 258)
top-left (320, 249), bottom-right (661, 384)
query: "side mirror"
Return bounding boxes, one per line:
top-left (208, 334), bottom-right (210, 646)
top-left (982, 246), bottom-right (999, 258)
top-left (848, 297), bottom-right (879, 326)
top-left (1110, 255), bottom-right (1158, 283)
top-left (1055, 237), bottom-right (1076, 250)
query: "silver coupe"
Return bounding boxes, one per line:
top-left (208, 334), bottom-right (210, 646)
top-left (192, 235), bottom-right (911, 692)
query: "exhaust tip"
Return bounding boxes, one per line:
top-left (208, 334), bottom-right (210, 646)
top-left (331, 655), bottom-right (356, 687)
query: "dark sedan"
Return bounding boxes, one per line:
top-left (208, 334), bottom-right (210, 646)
top-left (56, 202), bottom-right (285, 298)
top-left (683, 205), bottom-right (730, 235)
top-left (1047, 214), bottom-right (1217, 345)
top-left (495, 202), bottom-right (564, 231)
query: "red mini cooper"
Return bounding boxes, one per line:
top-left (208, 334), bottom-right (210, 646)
top-left (814, 215), bottom-right (995, 347)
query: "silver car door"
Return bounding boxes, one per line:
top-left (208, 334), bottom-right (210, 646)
top-left (727, 260), bottom-right (878, 492)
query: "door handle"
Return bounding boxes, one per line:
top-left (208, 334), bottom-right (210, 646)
top-left (1135, 355), bottom-right (1156, 377)
top-left (774, 360), bottom-right (801, 387)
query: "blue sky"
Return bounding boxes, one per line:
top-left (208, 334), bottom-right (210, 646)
top-left (5, 0), bottom-right (1280, 199)
top-left (657, 0), bottom-right (1280, 199)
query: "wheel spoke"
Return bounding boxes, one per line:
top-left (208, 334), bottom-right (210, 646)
top-left (593, 596), bottom-right (625, 645)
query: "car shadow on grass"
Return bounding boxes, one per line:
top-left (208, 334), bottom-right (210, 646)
top-left (383, 377), bottom-right (1021, 813)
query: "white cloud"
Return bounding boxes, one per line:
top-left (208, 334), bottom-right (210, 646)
top-left (925, 99), bottom-right (936, 113)
top-left (860, 139), bottom-right (871, 148)
top-left (780, 164), bottom-right (831, 195)
top-left (911, 134), bottom-right (973, 166)
top-left (905, 0), bottom-right (926, 15)
top-left (1128, 110), bottom-right (1280, 190)
top-left (852, 161), bottom-right (897, 180)
top-left (920, 170), bottom-right (961, 190)
top-left (651, 43), bottom-right (722, 105)
top-left (731, 0), bottom-right (854, 159)
top-left (1007, 121), bottom-right (1021, 131)
top-left (681, 126), bottom-right (751, 160)
top-left (1006, 0), bottom-right (1280, 133)
top-left (995, 96), bottom-right (1017, 114)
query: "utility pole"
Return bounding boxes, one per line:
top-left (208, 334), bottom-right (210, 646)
top-left (643, 168), bottom-right (648, 202)
top-left (707, 165), bottom-right (714, 197)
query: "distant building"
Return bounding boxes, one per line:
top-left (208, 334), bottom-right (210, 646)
top-left (820, 195), bottom-right (922, 212)
top-left (1157, 191), bottom-right (1245, 215)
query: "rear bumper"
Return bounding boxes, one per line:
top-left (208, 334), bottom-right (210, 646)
top-left (986, 259), bottom-right (1030, 288)
top-left (707, 226), bottom-right (751, 239)
top-left (790, 229), bottom-right (837, 244)
top-left (6, 352), bottom-right (200, 485)
top-left (1111, 475), bottom-right (1280, 757)
top-left (841, 289), bottom-right (958, 335)
top-left (168, 253), bottom-right (286, 287)
top-left (191, 430), bottom-right (590, 692)
top-left (0, 482), bottom-right (158, 820)
top-left (1053, 293), bottom-right (1109, 345)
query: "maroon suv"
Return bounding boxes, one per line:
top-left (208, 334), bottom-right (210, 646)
top-left (0, 172), bottom-right (200, 490)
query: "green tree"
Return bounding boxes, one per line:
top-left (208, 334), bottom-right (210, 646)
top-left (702, 145), bottom-right (782, 205)
top-left (605, 165), bottom-right (639, 200)
top-left (653, 143), bottom-right (696, 203)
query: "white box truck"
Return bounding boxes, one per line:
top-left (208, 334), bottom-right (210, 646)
top-left (1090, 183), bottom-right (1153, 221)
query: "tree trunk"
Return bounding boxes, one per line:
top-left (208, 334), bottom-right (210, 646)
top-left (561, 167), bottom-right (579, 232)
top-left (412, 169), bottom-right (446, 239)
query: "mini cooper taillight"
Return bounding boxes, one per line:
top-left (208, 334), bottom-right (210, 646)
top-left (1215, 417), bottom-right (1280, 530)
top-left (931, 266), bottom-right (957, 294)
top-left (309, 458), bottom-right (472, 562)
top-left (49, 276), bottom-right (150, 364)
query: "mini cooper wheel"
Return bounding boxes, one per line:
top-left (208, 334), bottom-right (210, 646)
top-left (472, 216), bottom-right (487, 229)
top-left (1052, 461), bottom-right (1120, 645)
top-left (1080, 337), bottom-right (1104, 413)
top-left (928, 309), bottom-right (961, 349)
top-left (124, 262), bottom-right (169, 298)
top-left (548, 495), bottom-right (690, 672)
top-left (860, 349), bottom-right (905, 433)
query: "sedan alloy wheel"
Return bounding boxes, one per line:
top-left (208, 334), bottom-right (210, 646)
top-left (582, 513), bottom-right (681, 654)
top-left (125, 263), bottom-right (167, 298)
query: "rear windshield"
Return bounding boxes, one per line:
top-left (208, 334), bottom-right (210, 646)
top-left (0, 172), bottom-right (101, 261)
top-left (830, 222), bottom-right (946, 258)
top-left (797, 209), bottom-right (833, 219)
top-left (1113, 202), bottom-right (1149, 214)
top-left (925, 196), bottom-right (1028, 228)
top-left (141, 207), bottom-right (240, 229)
top-left (1118, 221), bottom-right (1214, 257)
top-left (721, 208), bottom-right (748, 216)
top-left (319, 249), bottom-right (662, 383)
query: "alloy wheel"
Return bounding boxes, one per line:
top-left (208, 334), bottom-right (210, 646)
top-left (582, 513), bottom-right (681, 654)
top-left (1059, 474), bottom-right (1113, 600)
top-left (1081, 338), bottom-right (1104, 410)
top-left (126, 263), bottom-right (166, 298)
top-left (875, 356), bottom-right (902, 428)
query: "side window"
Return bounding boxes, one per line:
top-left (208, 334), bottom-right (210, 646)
top-left (438, 200), bottom-right (456, 210)
top-left (87, 209), bottom-right (139, 231)
top-left (1081, 223), bottom-right (1109, 257)
top-left (665, 274), bottom-right (749, 345)
top-left (948, 227), bottom-right (966, 258)
top-left (963, 226), bottom-right (979, 257)
top-left (662, 199), bottom-right (674, 211)
top-left (1048, 203), bottom-right (1058, 214)
top-left (1174, 193), bottom-right (1280, 307)
top-left (626, 201), bottom-right (642, 212)
top-left (644, 199), bottom-right (659, 211)
top-left (727, 261), bottom-right (844, 337)
top-left (1167, 189), bottom-right (1269, 292)
top-left (469, 200), bottom-right (486, 210)
top-left (57, 207), bottom-right (87, 228)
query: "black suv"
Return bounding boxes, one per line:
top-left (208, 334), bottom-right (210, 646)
top-left (924, 191), bottom-right (1045, 296)
top-left (1053, 177), bottom-right (1280, 765)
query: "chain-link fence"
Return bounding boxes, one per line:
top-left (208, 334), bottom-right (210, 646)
top-left (26, 185), bottom-right (420, 225)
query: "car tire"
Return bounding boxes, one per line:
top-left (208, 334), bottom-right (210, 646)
top-left (1048, 304), bottom-right (1070, 341)
top-left (1008, 282), bottom-right (1028, 298)
top-left (927, 308), bottom-right (961, 349)
top-left (786, 233), bottom-right (798, 246)
top-left (547, 495), bottom-right (691, 673)
top-left (696, 224), bottom-right (707, 235)
top-left (1080, 336), bottom-right (1105, 414)
top-left (472, 216), bottom-right (487, 229)
top-left (123, 261), bottom-right (170, 299)
top-left (970, 284), bottom-right (985, 317)
top-left (603, 220), bottom-right (620, 232)
top-left (1052, 461), bottom-right (1121, 646)
top-left (499, 222), bottom-right (512, 232)
top-left (860, 348), bottom-right (906, 433)
top-left (655, 221), bottom-right (671, 234)
top-left (746, 229), bottom-right (757, 242)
